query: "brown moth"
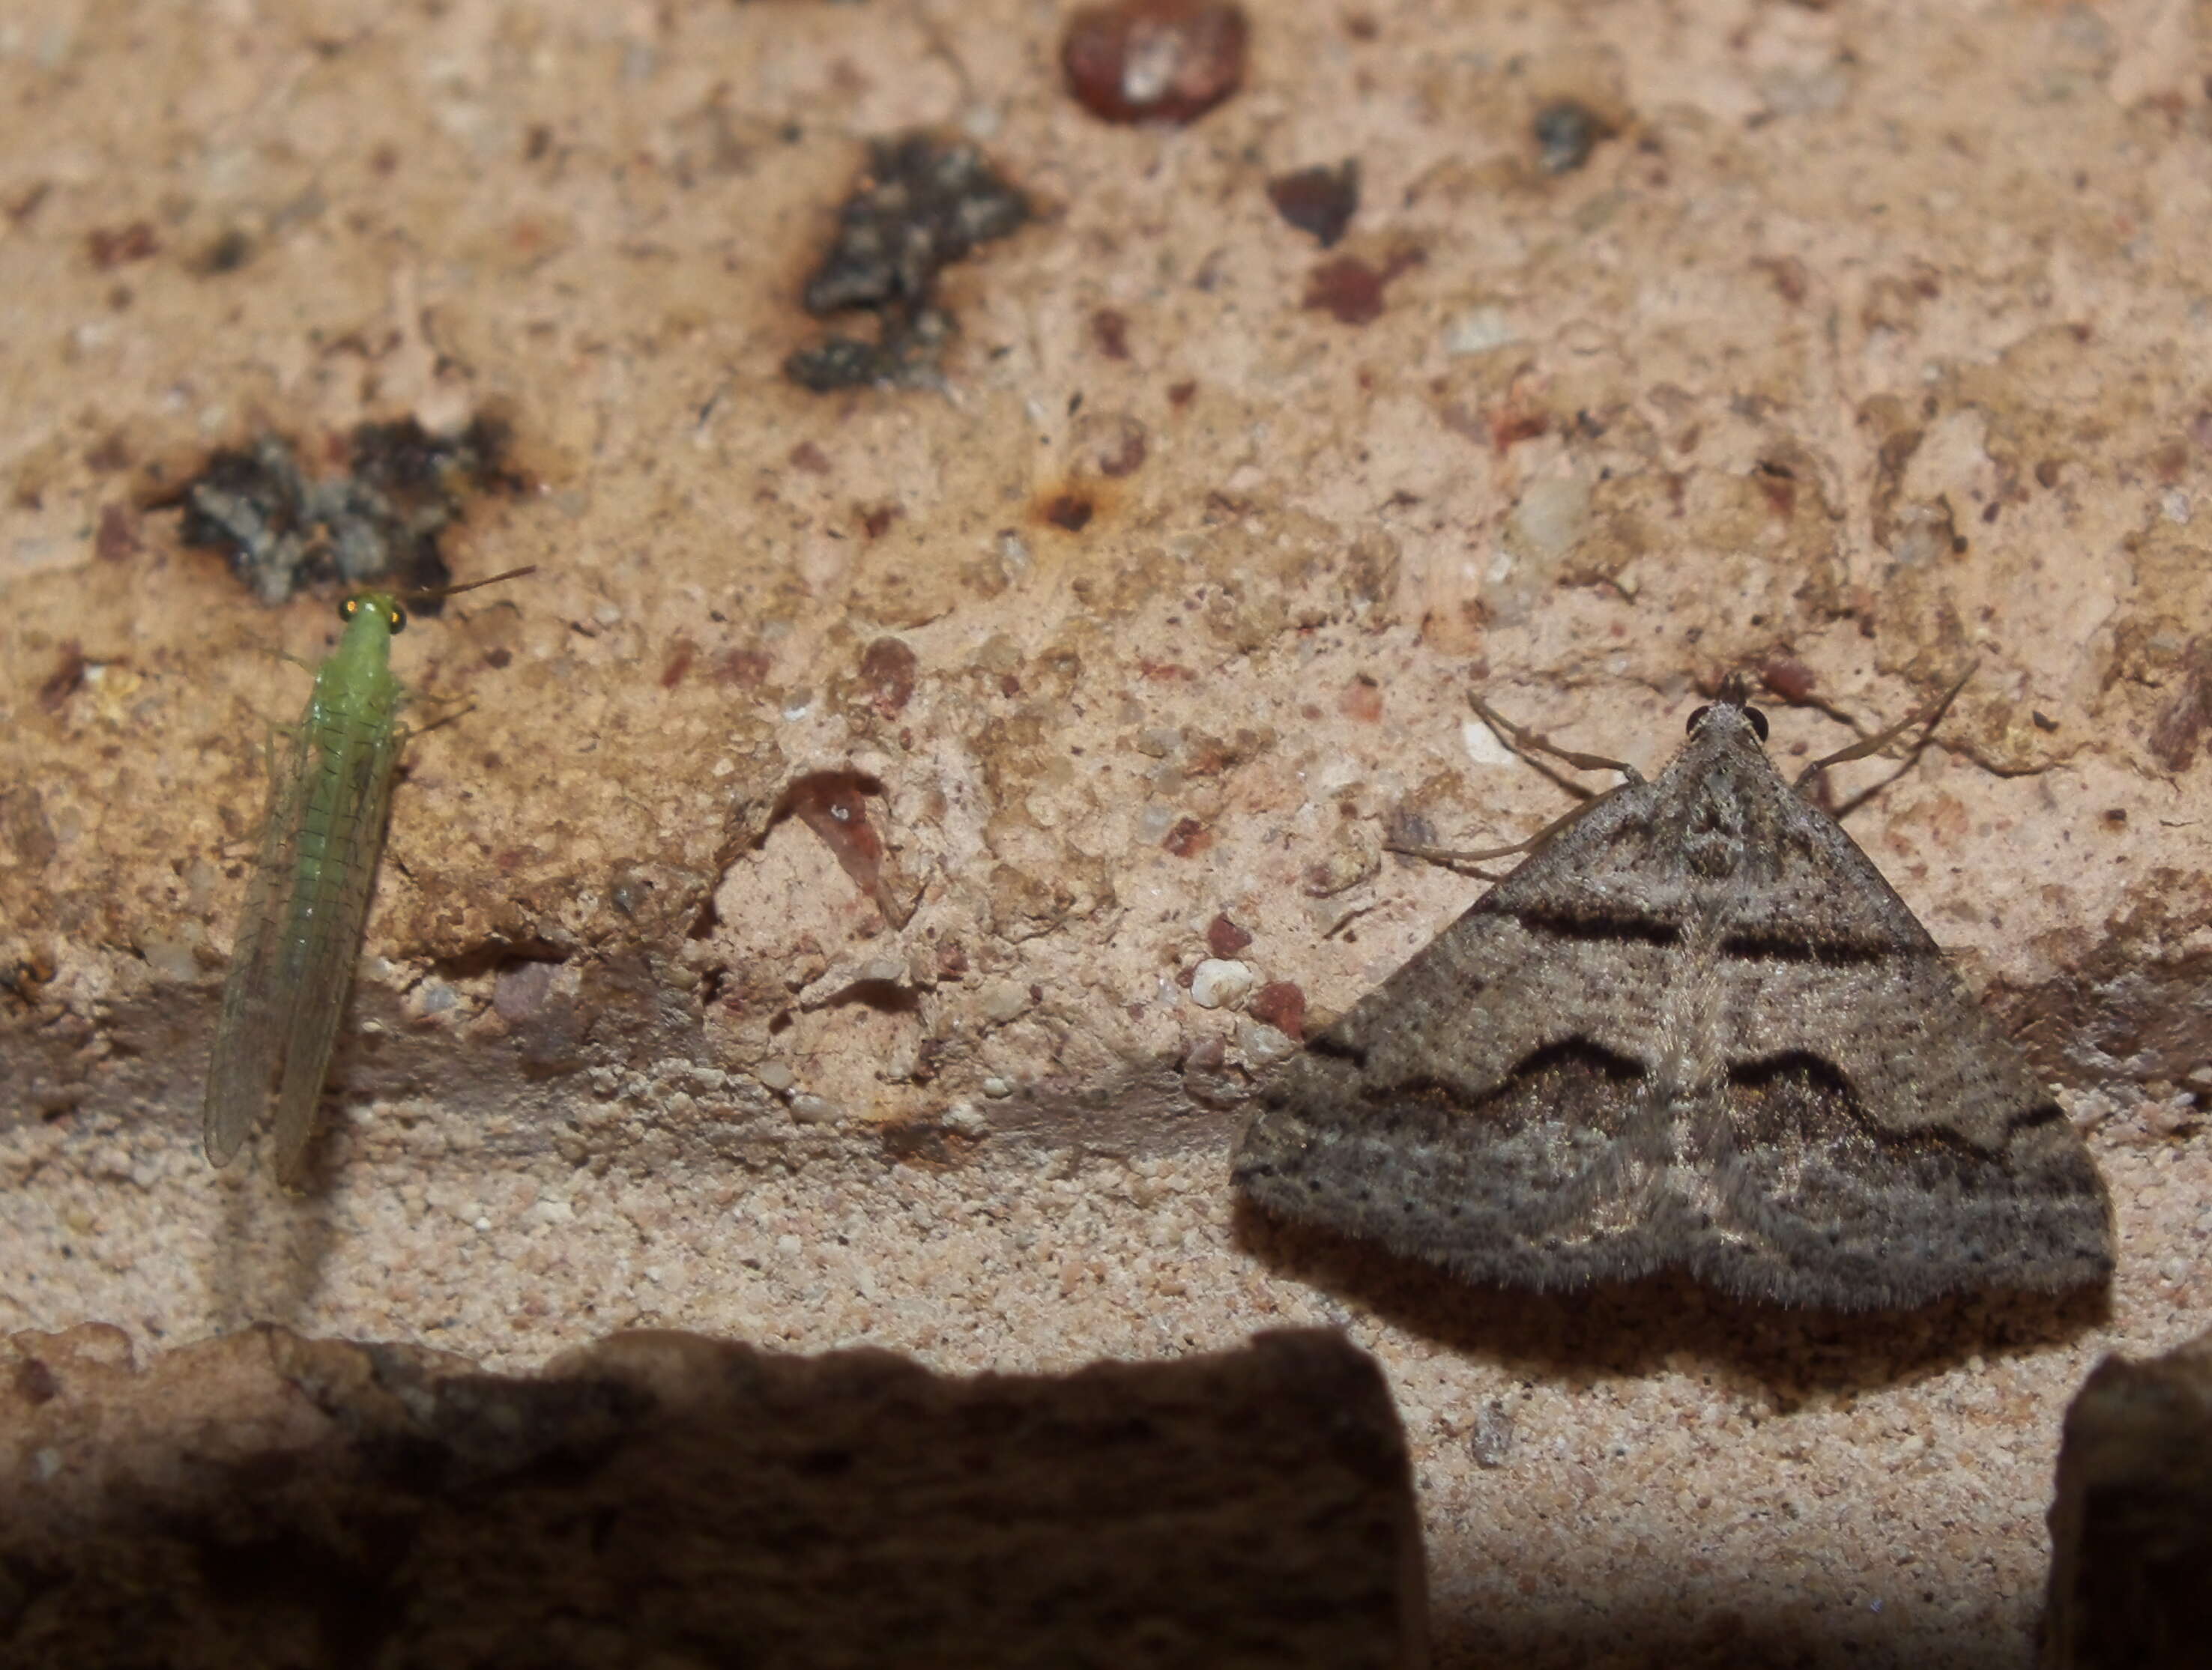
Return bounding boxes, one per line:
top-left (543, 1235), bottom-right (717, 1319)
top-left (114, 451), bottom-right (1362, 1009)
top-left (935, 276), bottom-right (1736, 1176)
top-left (1233, 677), bottom-right (2114, 1310)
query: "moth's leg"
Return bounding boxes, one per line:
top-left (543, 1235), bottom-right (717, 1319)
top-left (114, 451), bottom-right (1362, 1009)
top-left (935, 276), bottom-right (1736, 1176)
top-left (1469, 693), bottom-right (1644, 785)
top-left (1384, 800), bottom-right (1593, 876)
top-left (1794, 664), bottom-right (1973, 796)
top-left (1389, 692), bottom-right (1640, 874)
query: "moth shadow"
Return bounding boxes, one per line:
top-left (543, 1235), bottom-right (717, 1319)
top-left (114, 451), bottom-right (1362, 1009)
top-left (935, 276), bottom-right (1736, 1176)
top-left (1431, 1594), bottom-right (2034, 1670)
top-left (1231, 1199), bottom-right (2110, 1397)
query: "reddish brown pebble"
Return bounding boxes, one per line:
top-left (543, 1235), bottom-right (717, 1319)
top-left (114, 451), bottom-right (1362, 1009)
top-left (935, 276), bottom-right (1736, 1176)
top-left (1302, 248), bottom-right (1422, 326)
top-left (93, 502), bottom-right (139, 563)
top-left (1338, 675), bottom-right (1383, 722)
top-left (1163, 817), bottom-right (1213, 857)
top-left (1753, 465), bottom-right (1797, 519)
top-left (859, 502), bottom-right (901, 539)
top-left (1207, 913), bottom-right (1254, 957)
top-left (660, 637), bottom-right (698, 689)
top-left (1091, 417), bottom-right (1148, 478)
top-left (1063, 0), bottom-right (1248, 127)
top-left (788, 441), bottom-right (832, 475)
top-left (86, 221), bottom-right (157, 269)
top-left (1044, 492), bottom-right (1096, 532)
top-left (1167, 380), bottom-right (1197, 408)
top-left (1487, 406), bottom-right (1549, 452)
top-left (716, 646), bottom-right (774, 686)
top-left (1756, 255), bottom-right (1808, 305)
top-left (1091, 307), bottom-right (1131, 359)
top-left (1760, 657), bottom-right (1818, 704)
top-left (1304, 257), bottom-right (1384, 325)
top-left (787, 773), bottom-right (905, 922)
top-left (83, 432), bottom-right (130, 472)
top-left (1249, 981), bottom-right (1306, 1039)
top-left (38, 644), bottom-right (88, 712)
top-left (859, 637), bottom-right (919, 716)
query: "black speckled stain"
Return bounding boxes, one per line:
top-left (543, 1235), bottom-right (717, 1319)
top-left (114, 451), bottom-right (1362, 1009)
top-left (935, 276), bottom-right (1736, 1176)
top-left (785, 133), bottom-right (1031, 393)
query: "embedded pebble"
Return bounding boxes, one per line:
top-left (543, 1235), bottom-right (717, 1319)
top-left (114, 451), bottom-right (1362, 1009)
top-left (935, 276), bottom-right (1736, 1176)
top-left (788, 1093), bottom-right (843, 1126)
top-left (1190, 959), bottom-right (1255, 1009)
top-left (1235, 1017), bottom-right (1298, 1066)
top-left (980, 980), bottom-right (1033, 1023)
top-left (1469, 1402), bottom-right (1516, 1468)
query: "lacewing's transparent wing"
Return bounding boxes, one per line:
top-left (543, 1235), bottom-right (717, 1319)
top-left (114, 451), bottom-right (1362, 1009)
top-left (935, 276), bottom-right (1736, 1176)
top-left (202, 719), bottom-right (315, 1167)
top-left (203, 650), bottom-right (405, 1181)
top-left (268, 704), bottom-right (405, 1182)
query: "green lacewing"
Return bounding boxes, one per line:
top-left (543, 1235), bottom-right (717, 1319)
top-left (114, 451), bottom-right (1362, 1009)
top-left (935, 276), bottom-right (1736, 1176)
top-left (202, 566), bottom-right (534, 1182)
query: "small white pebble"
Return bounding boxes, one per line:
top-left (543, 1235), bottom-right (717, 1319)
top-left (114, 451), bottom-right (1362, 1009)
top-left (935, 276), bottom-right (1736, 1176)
top-left (982, 1076), bottom-right (1014, 1098)
top-left (1462, 715), bottom-right (1517, 767)
top-left (1190, 959), bottom-right (1254, 1009)
top-left (943, 1103), bottom-right (988, 1137)
top-left (788, 1093), bottom-right (842, 1126)
top-left (979, 980), bottom-right (1031, 1023)
top-left (776, 1233), bottom-right (803, 1259)
top-left (1442, 306), bottom-right (1517, 355)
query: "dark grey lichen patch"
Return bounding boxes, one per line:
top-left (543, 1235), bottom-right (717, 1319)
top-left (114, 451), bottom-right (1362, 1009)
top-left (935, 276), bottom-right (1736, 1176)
top-left (1533, 99), bottom-right (1610, 174)
top-left (173, 416), bottom-right (522, 608)
top-left (785, 134), bottom-right (1031, 393)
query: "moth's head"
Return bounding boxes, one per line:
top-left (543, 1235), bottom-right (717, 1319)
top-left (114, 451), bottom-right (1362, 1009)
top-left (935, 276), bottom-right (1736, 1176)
top-left (1685, 672), bottom-right (1769, 744)
top-left (338, 590), bottom-right (407, 636)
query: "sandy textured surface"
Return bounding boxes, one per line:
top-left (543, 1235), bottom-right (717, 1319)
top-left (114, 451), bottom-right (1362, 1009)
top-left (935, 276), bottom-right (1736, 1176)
top-left (5, 1), bottom-right (2212, 1664)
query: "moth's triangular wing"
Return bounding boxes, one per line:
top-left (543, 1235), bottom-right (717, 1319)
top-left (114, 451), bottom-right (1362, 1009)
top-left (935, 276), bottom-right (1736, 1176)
top-left (1233, 772), bottom-right (1690, 1292)
top-left (1671, 730), bottom-right (2112, 1306)
top-left (1235, 702), bottom-right (2114, 1308)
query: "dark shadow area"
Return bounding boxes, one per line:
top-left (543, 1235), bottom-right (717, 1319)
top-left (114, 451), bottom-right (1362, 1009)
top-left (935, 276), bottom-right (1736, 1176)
top-left (1231, 1196), bottom-right (2109, 1399)
top-left (1428, 1589), bottom-right (2034, 1670)
top-left (819, 976), bottom-right (921, 1016)
top-left (0, 1326), bottom-right (1424, 1669)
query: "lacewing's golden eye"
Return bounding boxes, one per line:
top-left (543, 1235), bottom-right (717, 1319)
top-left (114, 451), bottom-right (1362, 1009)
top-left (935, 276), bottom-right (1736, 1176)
top-left (387, 605), bottom-right (407, 634)
top-left (339, 597), bottom-right (360, 623)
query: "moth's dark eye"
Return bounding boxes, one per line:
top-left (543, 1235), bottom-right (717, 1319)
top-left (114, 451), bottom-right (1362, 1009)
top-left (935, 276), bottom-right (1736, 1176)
top-left (387, 605), bottom-right (408, 634)
top-left (1746, 706), bottom-right (1769, 742)
top-left (1686, 704), bottom-right (1712, 734)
